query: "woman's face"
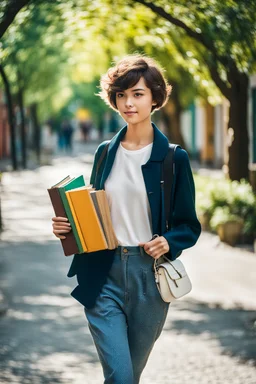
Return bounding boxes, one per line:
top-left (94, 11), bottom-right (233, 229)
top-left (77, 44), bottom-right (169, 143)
top-left (116, 77), bottom-right (156, 124)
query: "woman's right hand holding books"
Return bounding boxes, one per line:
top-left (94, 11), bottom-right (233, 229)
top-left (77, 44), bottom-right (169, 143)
top-left (52, 217), bottom-right (71, 239)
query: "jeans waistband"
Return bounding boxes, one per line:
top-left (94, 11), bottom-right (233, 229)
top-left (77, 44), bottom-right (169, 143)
top-left (115, 245), bottom-right (145, 257)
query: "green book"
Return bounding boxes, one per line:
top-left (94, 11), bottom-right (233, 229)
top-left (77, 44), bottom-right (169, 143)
top-left (58, 175), bottom-right (86, 253)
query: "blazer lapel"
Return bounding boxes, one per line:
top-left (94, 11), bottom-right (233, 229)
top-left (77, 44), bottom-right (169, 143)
top-left (141, 123), bottom-right (169, 235)
top-left (141, 161), bottom-right (162, 235)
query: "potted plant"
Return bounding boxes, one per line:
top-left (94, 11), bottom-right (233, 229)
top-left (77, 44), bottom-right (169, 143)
top-left (230, 180), bottom-right (256, 247)
top-left (210, 206), bottom-right (244, 246)
top-left (197, 196), bottom-right (213, 231)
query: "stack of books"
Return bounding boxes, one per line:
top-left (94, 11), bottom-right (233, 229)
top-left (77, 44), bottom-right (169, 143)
top-left (47, 175), bottom-right (118, 256)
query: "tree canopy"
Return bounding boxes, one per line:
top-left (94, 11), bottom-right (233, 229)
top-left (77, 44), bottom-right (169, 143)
top-left (133, 0), bottom-right (256, 99)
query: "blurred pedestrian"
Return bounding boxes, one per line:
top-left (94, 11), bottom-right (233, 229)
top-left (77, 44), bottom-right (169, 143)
top-left (52, 54), bottom-right (201, 383)
top-left (79, 119), bottom-right (92, 142)
top-left (61, 118), bottom-right (74, 153)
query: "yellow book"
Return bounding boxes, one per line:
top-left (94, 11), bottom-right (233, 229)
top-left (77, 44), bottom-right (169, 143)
top-left (65, 192), bottom-right (88, 252)
top-left (66, 188), bottom-right (108, 252)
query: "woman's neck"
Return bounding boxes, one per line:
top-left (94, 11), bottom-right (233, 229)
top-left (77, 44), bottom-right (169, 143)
top-left (122, 120), bottom-right (154, 149)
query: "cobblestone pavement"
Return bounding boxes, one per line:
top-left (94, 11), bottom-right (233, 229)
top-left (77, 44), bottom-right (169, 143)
top-left (0, 141), bottom-right (255, 383)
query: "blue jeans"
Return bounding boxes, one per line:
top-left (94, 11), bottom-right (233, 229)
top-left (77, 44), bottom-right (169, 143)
top-left (84, 245), bottom-right (169, 384)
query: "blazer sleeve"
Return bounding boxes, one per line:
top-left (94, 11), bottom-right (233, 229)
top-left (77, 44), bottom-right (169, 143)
top-left (162, 148), bottom-right (201, 261)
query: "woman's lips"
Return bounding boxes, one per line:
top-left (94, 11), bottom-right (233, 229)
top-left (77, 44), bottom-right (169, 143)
top-left (124, 111), bottom-right (137, 116)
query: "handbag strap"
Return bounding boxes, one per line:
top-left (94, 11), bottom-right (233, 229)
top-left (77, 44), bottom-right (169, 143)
top-left (153, 252), bottom-right (182, 277)
top-left (155, 144), bottom-right (179, 271)
top-left (162, 144), bottom-right (179, 232)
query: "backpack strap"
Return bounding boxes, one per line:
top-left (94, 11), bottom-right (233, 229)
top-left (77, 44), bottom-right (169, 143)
top-left (94, 141), bottom-right (110, 187)
top-left (162, 144), bottom-right (179, 232)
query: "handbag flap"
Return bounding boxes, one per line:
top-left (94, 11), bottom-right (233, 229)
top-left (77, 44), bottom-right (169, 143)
top-left (159, 259), bottom-right (187, 280)
top-left (170, 259), bottom-right (187, 278)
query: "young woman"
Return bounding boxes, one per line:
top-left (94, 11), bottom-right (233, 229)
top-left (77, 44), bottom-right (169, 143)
top-left (52, 54), bottom-right (201, 384)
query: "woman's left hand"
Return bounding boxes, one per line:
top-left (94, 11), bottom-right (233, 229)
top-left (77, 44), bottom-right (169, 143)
top-left (139, 236), bottom-right (170, 260)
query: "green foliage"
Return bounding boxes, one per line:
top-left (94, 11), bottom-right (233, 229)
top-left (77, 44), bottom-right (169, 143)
top-left (1, 0), bottom-right (255, 125)
top-left (194, 175), bottom-right (256, 237)
top-left (210, 207), bottom-right (243, 231)
top-left (77, 0), bottom-right (217, 108)
top-left (134, 0), bottom-right (256, 73)
top-left (0, 1), bottom-right (71, 121)
top-left (53, 80), bottom-right (109, 126)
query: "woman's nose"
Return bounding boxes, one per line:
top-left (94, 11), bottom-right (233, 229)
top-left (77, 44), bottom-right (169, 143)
top-left (125, 97), bottom-right (133, 108)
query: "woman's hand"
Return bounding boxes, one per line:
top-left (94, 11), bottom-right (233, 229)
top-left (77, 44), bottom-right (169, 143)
top-left (52, 217), bottom-right (71, 239)
top-left (139, 236), bottom-right (169, 260)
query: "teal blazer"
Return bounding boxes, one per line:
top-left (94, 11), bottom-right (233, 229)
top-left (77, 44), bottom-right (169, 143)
top-left (68, 123), bottom-right (201, 308)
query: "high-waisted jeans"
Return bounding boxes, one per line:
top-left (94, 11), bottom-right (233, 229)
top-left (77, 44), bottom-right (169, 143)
top-left (84, 245), bottom-right (169, 384)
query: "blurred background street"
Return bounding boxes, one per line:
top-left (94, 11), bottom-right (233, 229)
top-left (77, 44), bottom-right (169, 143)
top-left (0, 140), bottom-right (256, 384)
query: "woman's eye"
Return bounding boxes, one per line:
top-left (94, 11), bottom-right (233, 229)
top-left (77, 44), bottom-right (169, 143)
top-left (135, 93), bottom-right (143, 97)
top-left (117, 93), bottom-right (124, 98)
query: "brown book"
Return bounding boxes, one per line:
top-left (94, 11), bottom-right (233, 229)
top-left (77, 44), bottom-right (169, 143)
top-left (48, 184), bottom-right (79, 257)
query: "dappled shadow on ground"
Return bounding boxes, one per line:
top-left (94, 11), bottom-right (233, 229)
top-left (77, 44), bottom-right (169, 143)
top-left (0, 241), bottom-right (101, 383)
top-left (0, 240), bottom-right (255, 383)
top-left (165, 300), bottom-right (256, 364)
top-left (0, 151), bottom-right (94, 242)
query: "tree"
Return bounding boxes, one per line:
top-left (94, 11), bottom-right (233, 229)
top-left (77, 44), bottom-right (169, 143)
top-left (0, 2), bottom-right (70, 167)
top-left (133, 0), bottom-right (256, 180)
top-left (0, 63), bottom-right (17, 170)
top-left (77, 0), bottom-right (211, 147)
top-left (0, 0), bottom-right (208, 154)
top-left (0, 0), bottom-right (31, 38)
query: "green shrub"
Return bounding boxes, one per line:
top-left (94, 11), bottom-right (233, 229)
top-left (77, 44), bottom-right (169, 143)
top-left (210, 206), bottom-right (243, 231)
top-left (194, 174), bottom-right (256, 238)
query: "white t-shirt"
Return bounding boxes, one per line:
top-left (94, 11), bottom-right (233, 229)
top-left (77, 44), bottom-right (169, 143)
top-left (104, 142), bottom-right (153, 246)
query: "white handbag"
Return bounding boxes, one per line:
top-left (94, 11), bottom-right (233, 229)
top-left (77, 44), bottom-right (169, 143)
top-left (154, 256), bottom-right (192, 302)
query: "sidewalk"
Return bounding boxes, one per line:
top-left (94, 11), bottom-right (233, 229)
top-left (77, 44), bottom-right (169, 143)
top-left (0, 140), bottom-right (255, 383)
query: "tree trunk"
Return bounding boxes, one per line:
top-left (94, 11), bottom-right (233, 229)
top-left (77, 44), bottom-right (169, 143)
top-left (162, 78), bottom-right (186, 149)
top-left (17, 87), bottom-right (27, 169)
top-left (0, 63), bottom-right (17, 170)
top-left (162, 102), bottom-right (186, 150)
top-left (227, 73), bottom-right (249, 181)
top-left (30, 103), bottom-right (41, 164)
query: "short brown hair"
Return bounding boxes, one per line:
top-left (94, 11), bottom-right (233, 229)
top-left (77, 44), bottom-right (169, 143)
top-left (98, 54), bottom-right (172, 112)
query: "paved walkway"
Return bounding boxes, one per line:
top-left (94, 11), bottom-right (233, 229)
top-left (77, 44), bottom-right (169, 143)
top-left (0, 141), bottom-right (255, 383)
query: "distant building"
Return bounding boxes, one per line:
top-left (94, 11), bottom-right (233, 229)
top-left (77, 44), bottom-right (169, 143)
top-left (180, 89), bottom-right (256, 171)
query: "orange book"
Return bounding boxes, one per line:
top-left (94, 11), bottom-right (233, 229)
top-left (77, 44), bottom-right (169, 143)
top-left (65, 188), bottom-right (108, 252)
